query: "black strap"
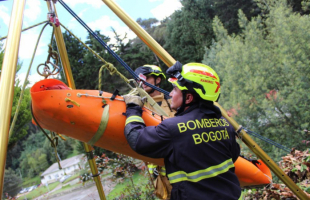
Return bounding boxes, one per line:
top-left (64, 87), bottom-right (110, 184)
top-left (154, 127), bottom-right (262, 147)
top-left (110, 89), bottom-right (119, 101)
top-left (165, 98), bottom-right (173, 112)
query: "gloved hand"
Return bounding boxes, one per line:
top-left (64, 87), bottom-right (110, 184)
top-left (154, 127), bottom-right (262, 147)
top-left (123, 95), bottom-right (145, 107)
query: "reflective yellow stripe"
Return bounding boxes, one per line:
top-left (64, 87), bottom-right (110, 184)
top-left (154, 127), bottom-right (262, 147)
top-left (160, 167), bottom-right (166, 176)
top-left (148, 164), bottom-right (157, 173)
top-left (125, 115), bottom-right (144, 125)
top-left (168, 159), bottom-right (234, 184)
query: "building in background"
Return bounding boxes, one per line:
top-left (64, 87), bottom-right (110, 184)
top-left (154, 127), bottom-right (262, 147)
top-left (41, 154), bottom-right (85, 184)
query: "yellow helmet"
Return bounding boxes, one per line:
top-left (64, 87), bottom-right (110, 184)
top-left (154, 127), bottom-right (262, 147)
top-left (167, 62), bottom-right (220, 102)
top-left (135, 65), bottom-right (166, 79)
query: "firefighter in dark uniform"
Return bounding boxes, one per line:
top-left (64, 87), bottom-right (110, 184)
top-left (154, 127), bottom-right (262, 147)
top-left (135, 65), bottom-right (175, 182)
top-left (123, 62), bottom-right (241, 200)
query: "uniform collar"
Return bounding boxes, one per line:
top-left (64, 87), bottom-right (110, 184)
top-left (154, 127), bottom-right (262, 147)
top-left (176, 101), bottom-right (222, 118)
top-left (151, 93), bottom-right (164, 103)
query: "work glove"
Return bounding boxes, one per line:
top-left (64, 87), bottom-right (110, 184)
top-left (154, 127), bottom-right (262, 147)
top-left (123, 95), bottom-right (145, 107)
top-left (166, 61), bottom-right (183, 77)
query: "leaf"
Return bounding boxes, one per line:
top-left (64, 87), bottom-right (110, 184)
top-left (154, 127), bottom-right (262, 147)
top-left (301, 164), bottom-right (308, 172)
top-left (291, 168), bottom-right (298, 172)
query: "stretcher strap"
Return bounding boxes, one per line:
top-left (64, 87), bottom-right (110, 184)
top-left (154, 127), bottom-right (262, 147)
top-left (88, 105), bottom-right (110, 145)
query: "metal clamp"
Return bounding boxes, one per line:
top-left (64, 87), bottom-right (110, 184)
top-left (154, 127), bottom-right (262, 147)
top-left (236, 125), bottom-right (243, 139)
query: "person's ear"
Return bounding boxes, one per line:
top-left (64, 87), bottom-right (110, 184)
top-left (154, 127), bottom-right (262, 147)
top-left (155, 76), bottom-right (162, 85)
top-left (185, 93), bottom-right (194, 104)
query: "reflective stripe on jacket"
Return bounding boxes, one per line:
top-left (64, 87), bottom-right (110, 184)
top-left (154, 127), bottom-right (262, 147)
top-left (168, 158), bottom-right (234, 184)
top-left (148, 164), bottom-right (166, 176)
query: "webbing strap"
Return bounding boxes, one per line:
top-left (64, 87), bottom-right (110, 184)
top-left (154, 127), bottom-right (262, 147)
top-left (88, 105), bottom-right (110, 145)
top-left (168, 159), bottom-right (234, 184)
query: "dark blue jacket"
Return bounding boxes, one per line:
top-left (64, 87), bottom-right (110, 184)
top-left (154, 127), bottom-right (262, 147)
top-left (124, 104), bottom-right (241, 200)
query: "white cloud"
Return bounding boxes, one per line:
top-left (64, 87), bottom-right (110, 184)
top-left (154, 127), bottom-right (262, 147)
top-left (151, 0), bottom-right (182, 20)
top-left (16, 72), bottom-right (46, 88)
top-left (67, 20), bottom-right (77, 30)
top-left (0, 5), bottom-right (10, 27)
top-left (24, 0), bottom-right (41, 22)
top-left (66, 0), bottom-right (104, 9)
top-left (18, 29), bottom-right (47, 60)
top-left (87, 15), bottom-right (136, 44)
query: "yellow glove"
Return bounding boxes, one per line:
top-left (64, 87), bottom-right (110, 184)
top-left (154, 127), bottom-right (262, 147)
top-left (123, 95), bottom-right (145, 107)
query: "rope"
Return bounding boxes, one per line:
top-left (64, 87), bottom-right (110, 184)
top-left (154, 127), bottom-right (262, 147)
top-left (47, 44), bottom-right (59, 66)
top-left (9, 22), bottom-right (50, 138)
top-left (0, 20), bottom-right (48, 41)
top-left (244, 128), bottom-right (291, 152)
top-left (65, 97), bottom-right (80, 107)
top-left (37, 25), bottom-right (61, 78)
top-left (58, 0), bottom-right (170, 96)
top-left (31, 103), bottom-right (62, 169)
top-left (99, 63), bottom-right (129, 92)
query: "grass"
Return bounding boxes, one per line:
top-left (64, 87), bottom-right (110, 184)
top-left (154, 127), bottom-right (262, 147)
top-left (22, 176), bottom-right (41, 188)
top-left (62, 173), bottom-right (80, 184)
top-left (18, 182), bottom-right (60, 200)
top-left (47, 182), bottom-right (81, 196)
top-left (66, 150), bottom-right (79, 158)
top-left (107, 171), bottom-right (150, 199)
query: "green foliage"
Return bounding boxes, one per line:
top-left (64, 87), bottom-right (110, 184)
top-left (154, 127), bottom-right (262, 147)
top-left (108, 171), bottom-right (156, 200)
top-left (8, 86), bottom-right (32, 150)
top-left (164, 0), bottom-right (260, 63)
top-left (2, 168), bottom-right (22, 199)
top-left (22, 175), bottom-right (41, 187)
top-left (164, 0), bottom-right (214, 63)
top-left (23, 181), bottom-right (60, 200)
top-left (0, 47), bottom-right (4, 68)
top-left (17, 131), bottom-right (74, 178)
top-left (58, 30), bottom-right (131, 94)
top-left (0, 45), bottom-right (32, 150)
top-left (203, 0), bottom-right (310, 160)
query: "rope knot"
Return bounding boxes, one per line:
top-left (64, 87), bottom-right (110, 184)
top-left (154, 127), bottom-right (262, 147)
top-left (105, 63), bottom-right (117, 75)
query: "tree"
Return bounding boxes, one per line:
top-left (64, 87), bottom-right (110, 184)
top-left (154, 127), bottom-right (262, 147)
top-left (164, 0), bottom-right (260, 63)
top-left (1, 42), bottom-right (33, 174)
top-left (203, 0), bottom-right (310, 160)
top-left (0, 46), bottom-right (32, 151)
top-left (57, 30), bottom-right (133, 94)
top-left (2, 168), bottom-right (22, 198)
top-left (8, 86), bottom-right (32, 150)
top-left (164, 0), bottom-right (214, 63)
top-left (17, 131), bottom-right (75, 178)
top-left (0, 46), bottom-right (31, 148)
top-left (287, 0), bottom-right (310, 14)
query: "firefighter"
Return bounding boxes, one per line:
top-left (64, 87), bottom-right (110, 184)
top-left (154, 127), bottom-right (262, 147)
top-left (123, 62), bottom-right (241, 200)
top-left (135, 65), bottom-right (173, 189)
top-left (135, 65), bottom-right (174, 118)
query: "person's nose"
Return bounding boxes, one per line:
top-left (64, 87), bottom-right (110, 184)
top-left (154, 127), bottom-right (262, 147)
top-left (169, 90), bottom-right (173, 97)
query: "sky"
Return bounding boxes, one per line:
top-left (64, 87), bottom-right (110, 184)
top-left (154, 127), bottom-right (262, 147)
top-left (0, 0), bottom-right (182, 86)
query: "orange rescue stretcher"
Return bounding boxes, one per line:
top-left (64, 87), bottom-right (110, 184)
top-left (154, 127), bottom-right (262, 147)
top-left (31, 79), bottom-right (272, 187)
